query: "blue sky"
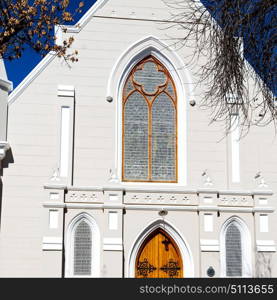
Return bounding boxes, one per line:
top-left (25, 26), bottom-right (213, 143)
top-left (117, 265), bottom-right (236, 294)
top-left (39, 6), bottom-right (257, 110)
top-left (201, 0), bottom-right (276, 96)
top-left (4, 0), bottom-right (276, 96)
top-left (4, 0), bottom-right (97, 88)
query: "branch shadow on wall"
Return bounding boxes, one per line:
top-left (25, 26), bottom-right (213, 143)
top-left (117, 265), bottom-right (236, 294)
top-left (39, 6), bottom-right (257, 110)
top-left (0, 148), bottom-right (14, 230)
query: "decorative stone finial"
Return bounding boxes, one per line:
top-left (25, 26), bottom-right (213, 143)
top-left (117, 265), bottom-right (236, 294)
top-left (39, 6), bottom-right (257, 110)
top-left (50, 166), bottom-right (61, 182)
top-left (202, 169), bottom-right (213, 187)
top-left (254, 171), bottom-right (268, 188)
top-left (108, 168), bottom-right (119, 183)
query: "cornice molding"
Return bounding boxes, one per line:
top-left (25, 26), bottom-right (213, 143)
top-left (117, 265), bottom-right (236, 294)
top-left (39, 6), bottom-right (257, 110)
top-left (0, 78), bottom-right (13, 92)
top-left (57, 85), bottom-right (75, 97)
top-left (200, 239), bottom-right (220, 252)
top-left (0, 141), bottom-right (10, 160)
top-left (64, 0), bottom-right (109, 33)
top-left (256, 240), bottom-right (276, 252)
top-left (42, 236), bottom-right (63, 251)
top-left (42, 201), bottom-right (275, 214)
top-left (43, 183), bottom-right (274, 197)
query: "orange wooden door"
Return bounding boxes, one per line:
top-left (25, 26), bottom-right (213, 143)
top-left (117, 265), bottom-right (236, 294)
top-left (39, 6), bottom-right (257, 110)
top-left (135, 229), bottom-right (183, 278)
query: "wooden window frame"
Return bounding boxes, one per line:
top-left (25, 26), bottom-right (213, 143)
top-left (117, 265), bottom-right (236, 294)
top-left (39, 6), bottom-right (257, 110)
top-left (122, 55), bottom-right (178, 183)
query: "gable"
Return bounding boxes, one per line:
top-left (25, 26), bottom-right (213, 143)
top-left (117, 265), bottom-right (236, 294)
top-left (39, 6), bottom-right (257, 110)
top-left (8, 0), bottom-right (177, 105)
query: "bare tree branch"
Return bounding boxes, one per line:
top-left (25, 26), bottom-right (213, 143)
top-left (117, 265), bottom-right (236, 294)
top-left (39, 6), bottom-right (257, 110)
top-left (164, 0), bottom-right (276, 135)
top-left (0, 0), bottom-right (84, 62)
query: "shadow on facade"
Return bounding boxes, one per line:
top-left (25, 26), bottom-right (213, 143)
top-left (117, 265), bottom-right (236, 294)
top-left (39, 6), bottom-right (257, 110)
top-left (0, 148), bottom-right (14, 230)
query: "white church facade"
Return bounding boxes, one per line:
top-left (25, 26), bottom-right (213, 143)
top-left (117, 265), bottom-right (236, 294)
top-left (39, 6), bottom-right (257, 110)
top-left (0, 0), bottom-right (276, 278)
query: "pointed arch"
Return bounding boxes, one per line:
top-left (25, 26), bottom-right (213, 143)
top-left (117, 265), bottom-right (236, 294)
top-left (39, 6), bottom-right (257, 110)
top-left (122, 55), bottom-right (177, 182)
top-left (65, 213), bottom-right (101, 277)
top-left (108, 36), bottom-right (193, 185)
top-left (127, 219), bottom-right (194, 277)
top-left (220, 216), bottom-right (252, 277)
top-left (135, 227), bottom-right (183, 278)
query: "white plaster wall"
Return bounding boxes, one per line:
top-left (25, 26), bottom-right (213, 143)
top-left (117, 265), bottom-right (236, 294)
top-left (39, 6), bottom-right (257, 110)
top-left (0, 0), bottom-right (276, 277)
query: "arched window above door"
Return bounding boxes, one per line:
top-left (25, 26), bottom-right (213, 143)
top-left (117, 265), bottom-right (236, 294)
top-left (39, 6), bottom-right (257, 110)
top-left (122, 56), bottom-right (177, 182)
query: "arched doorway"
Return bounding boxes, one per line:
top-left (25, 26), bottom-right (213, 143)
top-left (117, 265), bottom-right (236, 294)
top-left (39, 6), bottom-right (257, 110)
top-left (135, 228), bottom-right (183, 278)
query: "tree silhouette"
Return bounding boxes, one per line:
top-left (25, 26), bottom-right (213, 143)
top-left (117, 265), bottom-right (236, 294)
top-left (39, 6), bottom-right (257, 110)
top-left (165, 0), bottom-right (276, 134)
top-left (0, 0), bottom-right (84, 62)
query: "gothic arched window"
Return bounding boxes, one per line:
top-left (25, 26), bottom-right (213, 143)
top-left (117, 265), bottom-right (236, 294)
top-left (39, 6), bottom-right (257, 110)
top-left (225, 222), bottom-right (242, 277)
top-left (73, 219), bottom-right (92, 276)
top-left (66, 214), bottom-right (100, 277)
top-left (122, 56), bottom-right (177, 182)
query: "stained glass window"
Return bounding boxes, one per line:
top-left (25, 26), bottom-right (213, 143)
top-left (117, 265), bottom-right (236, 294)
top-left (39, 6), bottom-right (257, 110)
top-left (122, 56), bottom-right (177, 182)
top-left (124, 92), bottom-right (149, 180)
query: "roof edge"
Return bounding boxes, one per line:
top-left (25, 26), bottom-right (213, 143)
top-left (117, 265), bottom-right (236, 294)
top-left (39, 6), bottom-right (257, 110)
top-left (8, 52), bottom-right (55, 105)
top-left (8, 0), bottom-right (108, 105)
top-left (0, 78), bottom-right (13, 92)
top-left (64, 0), bottom-right (109, 33)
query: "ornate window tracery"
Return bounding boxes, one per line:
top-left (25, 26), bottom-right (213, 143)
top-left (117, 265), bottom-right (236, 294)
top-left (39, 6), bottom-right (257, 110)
top-left (122, 56), bottom-right (177, 182)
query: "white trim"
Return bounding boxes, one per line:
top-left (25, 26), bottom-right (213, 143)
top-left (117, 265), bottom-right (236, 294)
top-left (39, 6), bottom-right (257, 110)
top-left (200, 246), bottom-right (219, 252)
top-left (107, 35), bottom-right (194, 187)
top-left (44, 183), bottom-right (274, 196)
top-left (259, 214), bottom-right (269, 233)
top-left (50, 193), bottom-right (60, 201)
top-left (0, 141), bottom-right (10, 160)
top-left (65, 0), bottom-right (109, 33)
top-left (230, 115), bottom-right (240, 183)
top-left (65, 213), bottom-right (101, 278)
top-left (57, 85), bottom-right (75, 97)
top-left (0, 78), bottom-right (13, 92)
top-left (49, 209), bottom-right (59, 229)
top-left (252, 190), bottom-right (273, 196)
top-left (256, 240), bottom-right (276, 252)
top-left (200, 239), bottom-right (220, 252)
top-left (108, 211), bottom-right (118, 230)
top-left (56, 87), bottom-right (75, 184)
top-left (253, 207), bottom-right (274, 213)
top-left (42, 202), bottom-right (275, 214)
top-left (43, 202), bottom-right (66, 208)
top-left (54, 25), bottom-right (63, 46)
top-left (258, 198), bottom-right (268, 205)
top-left (257, 246), bottom-right (276, 252)
top-left (257, 240), bottom-right (275, 246)
top-left (125, 205), bottom-right (197, 212)
top-left (103, 237), bottom-right (123, 251)
top-left (127, 219), bottom-right (194, 278)
top-left (109, 194), bottom-right (119, 201)
top-left (8, 0), bottom-right (108, 105)
top-left (204, 214), bottom-right (213, 232)
top-left (42, 236), bottom-right (63, 251)
top-left (203, 196), bottom-right (213, 204)
top-left (8, 53), bottom-right (56, 105)
top-left (220, 216), bottom-right (252, 277)
top-left (60, 106), bottom-right (71, 178)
